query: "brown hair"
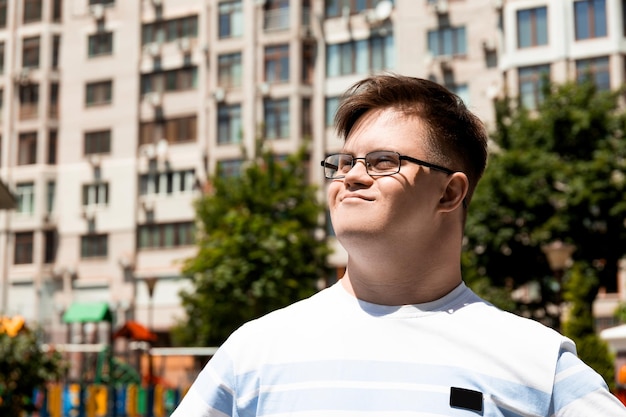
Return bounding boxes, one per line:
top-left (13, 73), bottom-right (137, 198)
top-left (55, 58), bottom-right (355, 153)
top-left (334, 73), bottom-right (488, 204)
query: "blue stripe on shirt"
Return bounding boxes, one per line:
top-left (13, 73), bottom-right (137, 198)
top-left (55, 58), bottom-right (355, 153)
top-left (204, 358), bottom-right (553, 416)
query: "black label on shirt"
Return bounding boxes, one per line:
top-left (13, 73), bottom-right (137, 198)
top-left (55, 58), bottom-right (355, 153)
top-left (450, 387), bottom-right (483, 413)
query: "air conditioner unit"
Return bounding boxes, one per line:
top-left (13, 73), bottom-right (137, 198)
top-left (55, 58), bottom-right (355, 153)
top-left (482, 38), bottom-right (497, 51)
top-left (141, 198), bottom-right (155, 212)
top-left (213, 87), bottom-right (225, 102)
top-left (15, 68), bottom-right (31, 85)
top-left (156, 138), bottom-right (169, 160)
top-left (87, 153), bottom-right (101, 167)
top-left (140, 144), bottom-right (157, 159)
top-left (430, 0), bottom-right (448, 14)
top-left (89, 4), bottom-right (105, 20)
top-left (81, 206), bottom-right (96, 221)
top-left (178, 37), bottom-right (191, 52)
top-left (365, 0), bottom-right (392, 24)
top-left (258, 82), bottom-right (270, 97)
top-left (144, 42), bottom-right (161, 57)
top-left (439, 57), bottom-right (453, 72)
top-left (147, 92), bottom-right (163, 107)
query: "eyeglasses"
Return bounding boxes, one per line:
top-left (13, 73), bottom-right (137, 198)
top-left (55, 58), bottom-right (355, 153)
top-left (320, 150), bottom-right (455, 179)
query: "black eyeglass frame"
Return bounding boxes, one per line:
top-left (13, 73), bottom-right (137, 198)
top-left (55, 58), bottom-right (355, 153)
top-left (320, 151), bottom-right (456, 180)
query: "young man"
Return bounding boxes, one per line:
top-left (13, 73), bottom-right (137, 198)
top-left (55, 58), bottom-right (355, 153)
top-left (171, 74), bottom-right (626, 416)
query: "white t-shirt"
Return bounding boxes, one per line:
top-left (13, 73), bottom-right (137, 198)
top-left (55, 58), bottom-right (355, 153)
top-left (172, 281), bottom-right (626, 416)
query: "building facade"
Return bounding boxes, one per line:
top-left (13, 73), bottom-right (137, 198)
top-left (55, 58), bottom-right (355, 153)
top-left (0, 0), bottom-right (624, 351)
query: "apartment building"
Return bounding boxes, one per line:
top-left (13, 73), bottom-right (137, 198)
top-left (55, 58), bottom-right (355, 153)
top-left (0, 0), bottom-right (624, 353)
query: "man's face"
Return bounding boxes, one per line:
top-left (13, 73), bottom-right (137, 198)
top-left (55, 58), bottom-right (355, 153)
top-left (328, 108), bottom-right (449, 246)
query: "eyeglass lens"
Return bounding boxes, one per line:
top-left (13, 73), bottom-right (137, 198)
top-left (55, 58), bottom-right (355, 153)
top-left (323, 151), bottom-right (401, 178)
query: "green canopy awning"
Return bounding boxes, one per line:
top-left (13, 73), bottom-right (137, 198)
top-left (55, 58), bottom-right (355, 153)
top-left (63, 301), bottom-right (112, 323)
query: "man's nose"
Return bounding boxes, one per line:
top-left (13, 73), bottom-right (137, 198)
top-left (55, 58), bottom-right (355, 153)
top-left (343, 159), bottom-right (371, 181)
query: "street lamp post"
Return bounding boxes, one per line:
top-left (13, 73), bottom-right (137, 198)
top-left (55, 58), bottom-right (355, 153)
top-left (541, 240), bottom-right (576, 331)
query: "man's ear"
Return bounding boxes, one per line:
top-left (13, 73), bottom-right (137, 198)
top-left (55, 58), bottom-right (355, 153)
top-left (439, 172), bottom-right (469, 212)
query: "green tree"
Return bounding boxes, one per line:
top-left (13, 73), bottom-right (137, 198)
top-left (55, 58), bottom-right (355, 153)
top-left (464, 79), bottom-right (626, 314)
top-left (0, 328), bottom-right (66, 416)
top-left (463, 80), bottom-right (626, 383)
top-left (562, 263), bottom-right (615, 390)
top-left (172, 145), bottom-right (330, 346)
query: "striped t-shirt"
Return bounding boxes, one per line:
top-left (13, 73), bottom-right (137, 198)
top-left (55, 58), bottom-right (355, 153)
top-left (171, 281), bottom-right (626, 416)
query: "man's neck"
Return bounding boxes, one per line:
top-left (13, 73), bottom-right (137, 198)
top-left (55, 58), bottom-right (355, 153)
top-left (339, 242), bottom-right (463, 306)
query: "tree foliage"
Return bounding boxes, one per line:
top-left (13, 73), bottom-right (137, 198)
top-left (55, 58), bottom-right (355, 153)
top-left (562, 262), bottom-right (615, 390)
top-left (463, 80), bottom-right (626, 383)
top-left (172, 145), bottom-right (330, 346)
top-left (464, 79), bottom-right (626, 308)
top-left (0, 328), bottom-right (66, 415)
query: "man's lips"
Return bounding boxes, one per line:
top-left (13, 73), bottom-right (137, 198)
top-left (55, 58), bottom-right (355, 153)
top-left (340, 193), bottom-right (375, 202)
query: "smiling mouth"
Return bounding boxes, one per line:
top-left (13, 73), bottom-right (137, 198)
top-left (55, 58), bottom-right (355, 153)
top-left (341, 194), bottom-right (374, 202)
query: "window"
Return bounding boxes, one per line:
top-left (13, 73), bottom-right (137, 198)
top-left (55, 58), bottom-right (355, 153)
top-left (326, 34), bottom-right (394, 76)
top-left (49, 82), bottom-right (59, 118)
top-left (217, 104), bottom-right (242, 145)
top-left (264, 98), bottom-right (289, 139)
top-left (575, 0), bottom-right (607, 40)
top-left (89, 0), bottom-right (115, 5)
top-left (217, 159), bottom-right (243, 178)
top-left (141, 67), bottom-right (197, 94)
top-left (264, 0), bottom-right (290, 31)
top-left (22, 36), bottom-right (40, 68)
top-left (325, 97), bottom-right (340, 127)
top-left (576, 56), bottom-right (610, 90)
top-left (139, 169), bottom-right (195, 196)
top-left (52, 36), bottom-right (60, 69)
top-left (46, 181), bottom-right (55, 213)
top-left (519, 64), bottom-right (550, 109)
top-left (47, 130), bottom-right (57, 164)
top-left (19, 84), bottom-right (39, 120)
top-left (142, 15), bottom-right (198, 45)
top-left (137, 222), bottom-right (195, 250)
top-left (517, 7), bottom-right (548, 48)
top-left (265, 45), bottom-right (289, 83)
top-left (82, 182), bottom-right (109, 207)
top-left (139, 115), bottom-right (197, 145)
top-left (81, 234), bottom-right (108, 259)
top-left (14, 232), bottom-right (34, 264)
top-left (302, 42), bottom-right (315, 84)
top-left (0, 0), bottom-right (6, 28)
top-left (88, 32), bottom-right (113, 57)
top-left (44, 230), bottom-right (58, 264)
top-left (302, 98), bottom-right (312, 138)
top-left (218, 53), bottom-right (242, 88)
top-left (85, 130), bottom-right (111, 154)
top-left (85, 80), bottom-right (112, 106)
top-left (16, 183), bottom-right (35, 215)
top-left (0, 42), bottom-right (4, 73)
top-left (24, 0), bottom-right (42, 23)
top-left (52, 0), bottom-right (62, 22)
top-left (219, 1), bottom-right (243, 39)
top-left (18, 132), bottom-right (37, 165)
top-left (427, 26), bottom-right (466, 57)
